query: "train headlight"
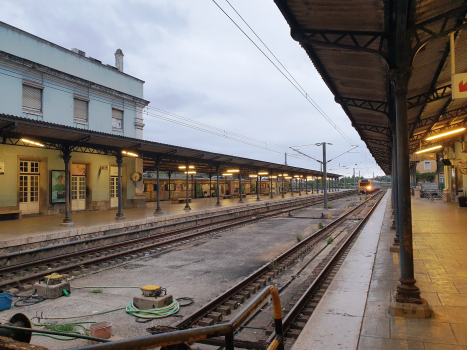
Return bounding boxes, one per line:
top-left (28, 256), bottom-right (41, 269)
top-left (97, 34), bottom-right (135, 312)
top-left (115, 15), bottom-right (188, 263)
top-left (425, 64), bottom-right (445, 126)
top-left (367, 186), bottom-right (371, 190)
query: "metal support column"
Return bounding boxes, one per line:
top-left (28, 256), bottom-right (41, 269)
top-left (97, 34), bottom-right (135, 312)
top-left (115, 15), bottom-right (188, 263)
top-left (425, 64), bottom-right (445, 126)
top-left (298, 178), bottom-right (302, 196)
top-left (238, 169), bottom-right (243, 203)
top-left (256, 175), bottom-right (261, 201)
top-left (305, 178), bottom-right (308, 194)
top-left (154, 157), bottom-right (163, 215)
top-left (61, 146), bottom-right (73, 227)
top-left (216, 165), bottom-right (221, 206)
top-left (184, 160), bottom-right (191, 211)
top-left (323, 142), bottom-right (327, 209)
top-left (291, 178), bottom-right (294, 196)
top-left (168, 171), bottom-right (172, 200)
top-left (209, 173), bottom-right (212, 198)
top-left (115, 154), bottom-right (125, 220)
top-left (393, 68), bottom-right (421, 303)
top-left (281, 176), bottom-right (285, 198)
top-left (270, 176), bottom-right (273, 199)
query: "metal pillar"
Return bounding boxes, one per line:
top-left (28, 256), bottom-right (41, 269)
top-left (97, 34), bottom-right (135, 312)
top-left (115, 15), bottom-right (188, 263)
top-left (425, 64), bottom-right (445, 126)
top-left (291, 178), bottom-right (294, 196)
top-left (281, 177), bottom-right (285, 198)
top-left (115, 154), bottom-right (125, 220)
top-left (168, 172), bottom-right (172, 200)
top-left (393, 68), bottom-right (420, 303)
top-left (184, 160), bottom-right (191, 211)
top-left (298, 178), bottom-right (302, 196)
top-left (238, 170), bottom-right (243, 203)
top-left (61, 146), bottom-right (73, 227)
top-left (209, 173), bottom-right (212, 198)
top-left (216, 165), bottom-right (221, 206)
top-left (323, 142), bottom-right (327, 209)
top-left (155, 157), bottom-right (163, 214)
top-left (270, 176), bottom-right (273, 199)
top-left (305, 178), bottom-right (308, 194)
top-left (256, 176), bottom-right (261, 201)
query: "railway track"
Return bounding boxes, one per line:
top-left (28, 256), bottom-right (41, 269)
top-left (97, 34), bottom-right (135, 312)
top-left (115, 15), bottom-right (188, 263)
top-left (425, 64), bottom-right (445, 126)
top-left (157, 190), bottom-right (384, 349)
top-left (0, 190), bottom-right (357, 289)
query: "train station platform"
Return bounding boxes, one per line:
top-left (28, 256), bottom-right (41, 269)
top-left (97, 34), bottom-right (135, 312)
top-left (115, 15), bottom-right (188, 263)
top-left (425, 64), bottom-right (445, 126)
top-left (0, 190), bottom-right (345, 250)
top-left (292, 190), bottom-right (467, 350)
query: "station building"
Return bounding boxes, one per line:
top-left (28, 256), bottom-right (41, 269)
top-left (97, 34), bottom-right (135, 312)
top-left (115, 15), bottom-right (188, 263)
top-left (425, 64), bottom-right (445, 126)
top-left (0, 21), bottom-right (339, 226)
top-left (0, 21), bottom-right (148, 216)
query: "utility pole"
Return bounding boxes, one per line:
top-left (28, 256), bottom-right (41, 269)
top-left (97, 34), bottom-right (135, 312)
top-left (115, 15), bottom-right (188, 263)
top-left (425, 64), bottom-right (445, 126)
top-left (323, 142), bottom-right (327, 209)
top-left (285, 152), bottom-right (287, 165)
top-left (353, 168), bottom-right (356, 187)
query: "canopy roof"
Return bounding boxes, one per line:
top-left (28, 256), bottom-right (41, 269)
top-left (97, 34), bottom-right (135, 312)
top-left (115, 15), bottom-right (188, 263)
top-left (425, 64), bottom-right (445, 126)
top-left (0, 114), bottom-right (339, 178)
top-left (275, 0), bottom-right (467, 174)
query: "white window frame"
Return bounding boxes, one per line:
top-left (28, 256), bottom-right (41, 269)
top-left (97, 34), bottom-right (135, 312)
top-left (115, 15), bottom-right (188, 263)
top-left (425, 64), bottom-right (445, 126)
top-left (424, 161), bottom-right (431, 171)
top-left (22, 80), bottom-right (44, 116)
top-left (112, 107), bottom-right (124, 131)
top-left (73, 94), bottom-right (90, 125)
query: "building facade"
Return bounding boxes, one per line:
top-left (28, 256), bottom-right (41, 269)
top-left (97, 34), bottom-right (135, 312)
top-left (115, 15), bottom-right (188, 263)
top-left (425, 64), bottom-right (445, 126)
top-left (0, 21), bottom-right (150, 216)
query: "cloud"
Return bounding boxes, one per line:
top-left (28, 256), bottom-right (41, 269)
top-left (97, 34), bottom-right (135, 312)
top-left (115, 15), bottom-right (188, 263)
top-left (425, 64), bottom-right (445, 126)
top-left (0, 0), bottom-right (383, 177)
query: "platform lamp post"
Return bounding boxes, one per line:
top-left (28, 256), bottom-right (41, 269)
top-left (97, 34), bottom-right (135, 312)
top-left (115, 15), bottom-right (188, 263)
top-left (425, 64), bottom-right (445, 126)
top-left (154, 156), bottom-right (163, 215)
top-left (216, 164), bottom-right (221, 206)
top-left (180, 161), bottom-right (194, 211)
top-left (61, 145), bottom-right (73, 227)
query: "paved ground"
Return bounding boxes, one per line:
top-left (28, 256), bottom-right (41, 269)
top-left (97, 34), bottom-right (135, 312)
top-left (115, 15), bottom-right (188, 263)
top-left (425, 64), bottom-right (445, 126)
top-left (0, 190), bottom-right (347, 242)
top-left (358, 196), bottom-right (467, 349)
top-left (0, 193), bottom-right (357, 350)
top-left (291, 191), bottom-right (388, 350)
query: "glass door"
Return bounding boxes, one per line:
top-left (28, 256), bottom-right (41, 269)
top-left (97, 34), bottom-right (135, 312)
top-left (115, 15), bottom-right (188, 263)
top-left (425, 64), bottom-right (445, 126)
top-left (110, 176), bottom-right (118, 208)
top-left (71, 176), bottom-right (86, 211)
top-left (19, 161), bottom-right (40, 214)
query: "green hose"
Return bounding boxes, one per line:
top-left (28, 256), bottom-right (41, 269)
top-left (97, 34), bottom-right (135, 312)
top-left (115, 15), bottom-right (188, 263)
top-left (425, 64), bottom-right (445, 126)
top-left (125, 300), bottom-right (180, 319)
top-left (31, 321), bottom-right (96, 341)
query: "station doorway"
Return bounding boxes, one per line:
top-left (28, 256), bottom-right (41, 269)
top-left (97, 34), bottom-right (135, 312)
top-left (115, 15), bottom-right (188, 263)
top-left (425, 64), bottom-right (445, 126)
top-left (71, 176), bottom-right (86, 211)
top-left (110, 166), bottom-right (118, 208)
top-left (19, 161), bottom-right (40, 214)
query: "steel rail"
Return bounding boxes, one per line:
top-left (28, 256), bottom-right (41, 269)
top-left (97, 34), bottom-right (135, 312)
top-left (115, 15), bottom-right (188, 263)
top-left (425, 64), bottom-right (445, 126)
top-left (175, 190), bottom-right (381, 329)
top-left (2, 193), bottom-right (341, 261)
top-left (266, 190), bottom-right (385, 342)
top-left (1, 192), bottom-right (355, 288)
top-left (70, 286), bottom-right (284, 350)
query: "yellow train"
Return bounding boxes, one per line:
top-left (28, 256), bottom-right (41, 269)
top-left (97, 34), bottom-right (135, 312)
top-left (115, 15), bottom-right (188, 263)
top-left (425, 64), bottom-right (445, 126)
top-left (358, 179), bottom-right (381, 194)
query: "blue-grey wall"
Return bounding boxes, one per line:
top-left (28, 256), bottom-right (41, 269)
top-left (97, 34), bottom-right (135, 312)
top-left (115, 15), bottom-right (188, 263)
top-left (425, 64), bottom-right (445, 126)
top-left (0, 22), bottom-right (144, 98)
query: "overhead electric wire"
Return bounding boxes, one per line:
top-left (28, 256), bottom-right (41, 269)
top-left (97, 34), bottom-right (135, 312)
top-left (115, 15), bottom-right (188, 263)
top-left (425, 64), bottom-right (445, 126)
top-left (212, 0), bottom-right (379, 167)
top-left (0, 68), bottom-right (309, 161)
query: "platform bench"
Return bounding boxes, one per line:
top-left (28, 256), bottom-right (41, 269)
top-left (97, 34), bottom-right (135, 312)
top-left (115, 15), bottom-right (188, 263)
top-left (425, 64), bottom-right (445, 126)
top-left (0, 210), bottom-right (22, 220)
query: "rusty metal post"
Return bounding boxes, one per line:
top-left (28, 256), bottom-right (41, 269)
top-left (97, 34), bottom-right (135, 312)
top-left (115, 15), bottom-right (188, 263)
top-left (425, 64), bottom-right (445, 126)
top-left (392, 68), bottom-right (421, 303)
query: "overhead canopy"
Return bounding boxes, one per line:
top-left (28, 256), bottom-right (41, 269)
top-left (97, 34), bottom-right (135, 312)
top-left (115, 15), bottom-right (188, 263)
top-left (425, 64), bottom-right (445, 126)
top-left (275, 0), bottom-right (467, 174)
top-left (0, 114), bottom-right (340, 178)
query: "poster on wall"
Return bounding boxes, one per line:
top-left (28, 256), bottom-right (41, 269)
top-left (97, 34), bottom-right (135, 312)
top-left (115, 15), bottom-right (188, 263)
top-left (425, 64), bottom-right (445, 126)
top-left (51, 170), bottom-right (66, 203)
top-left (71, 164), bottom-right (86, 176)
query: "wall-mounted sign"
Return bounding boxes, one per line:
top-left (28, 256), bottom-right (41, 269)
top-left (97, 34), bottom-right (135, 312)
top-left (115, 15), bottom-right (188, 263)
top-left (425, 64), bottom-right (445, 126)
top-left (452, 73), bottom-right (467, 100)
top-left (0, 162), bottom-right (4, 174)
top-left (101, 165), bottom-right (108, 171)
top-left (50, 170), bottom-right (66, 203)
top-left (460, 162), bottom-right (467, 175)
top-left (110, 166), bottom-right (118, 177)
top-left (71, 164), bottom-right (86, 176)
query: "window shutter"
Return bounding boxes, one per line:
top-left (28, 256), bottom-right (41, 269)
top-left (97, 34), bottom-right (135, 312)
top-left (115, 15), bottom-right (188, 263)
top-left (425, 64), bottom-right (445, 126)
top-left (112, 109), bottom-right (123, 120)
top-left (74, 99), bottom-right (88, 120)
top-left (23, 85), bottom-right (42, 111)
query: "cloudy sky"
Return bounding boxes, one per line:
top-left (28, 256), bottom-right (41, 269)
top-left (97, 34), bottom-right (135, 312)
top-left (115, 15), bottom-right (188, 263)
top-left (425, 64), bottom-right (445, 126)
top-left (1, 0), bottom-right (383, 178)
